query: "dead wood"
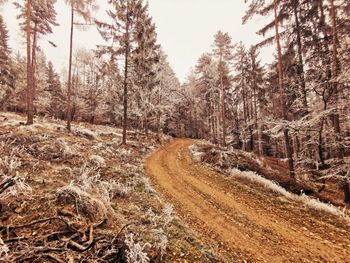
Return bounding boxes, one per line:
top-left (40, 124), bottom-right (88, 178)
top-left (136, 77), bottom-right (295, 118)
top-left (0, 178), bottom-right (16, 195)
top-left (15, 247), bottom-right (66, 263)
top-left (0, 217), bottom-right (78, 233)
top-left (67, 225), bottom-right (94, 252)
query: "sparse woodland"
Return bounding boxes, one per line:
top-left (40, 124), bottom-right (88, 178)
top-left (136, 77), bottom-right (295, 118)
top-left (0, 0), bottom-right (349, 262)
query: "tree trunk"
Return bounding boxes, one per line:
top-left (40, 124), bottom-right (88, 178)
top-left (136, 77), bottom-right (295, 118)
top-left (274, 0), bottom-right (295, 179)
top-left (67, 5), bottom-right (74, 132)
top-left (318, 116), bottom-right (325, 168)
top-left (31, 25), bottom-right (37, 111)
top-left (341, 180), bottom-right (350, 203)
top-left (26, 0), bottom-right (33, 125)
top-left (329, 0), bottom-right (343, 159)
top-left (122, 3), bottom-right (131, 145)
top-left (221, 76), bottom-right (226, 146)
top-left (293, 0), bottom-right (308, 110)
top-left (219, 60), bottom-right (226, 146)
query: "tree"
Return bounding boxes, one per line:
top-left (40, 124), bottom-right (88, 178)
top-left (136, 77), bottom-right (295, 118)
top-left (329, 0), bottom-right (343, 158)
top-left (25, 0), bottom-right (33, 124)
top-left (195, 53), bottom-right (219, 142)
top-left (15, 0), bottom-right (58, 124)
top-left (212, 31), bottom-right (234, 146)
top-left (97, 0), bottom-right (148, 144)
top-left (273, 0), bottom-right (295, 178)
top-left (131, 4), bottom-right (160, 134)
top-left (47, 61), bottom-right (64, 119)
top-left (64, 0), bottom-right (97, 132)
top-left (0, 15), bottom-right (14, 109)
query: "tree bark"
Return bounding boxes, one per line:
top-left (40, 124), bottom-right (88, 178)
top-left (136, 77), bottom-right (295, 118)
top-left (67, 5), bottom-right (74, 132)
top-left (274, 0), bottom-right (295, 179)
top-left (329, 0), bottom-right (343, 159)
top-left (122, 1), bottom-right (131, 145)
top-left (31, 24), bottom-right (37, 112)
top-left (292, 0), bottom-right (308, 110)
top-left (26, 0), bottom-right (33, 125)
top-left (341, 179), bottom-right (350, 204)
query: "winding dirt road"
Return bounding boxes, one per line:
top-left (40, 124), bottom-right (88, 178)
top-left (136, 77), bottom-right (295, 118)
top-left (145, 139), bottom-right (350, 262)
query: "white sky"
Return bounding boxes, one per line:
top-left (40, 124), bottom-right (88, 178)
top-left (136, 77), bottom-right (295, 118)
top-left (1, 0), bottom-right (274, 82)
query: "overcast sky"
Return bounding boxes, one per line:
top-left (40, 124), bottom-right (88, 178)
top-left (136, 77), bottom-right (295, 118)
top-left (1, 0), bottom-right (274, 82)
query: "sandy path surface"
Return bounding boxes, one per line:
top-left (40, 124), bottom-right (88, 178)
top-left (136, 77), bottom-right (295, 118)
top-left (145, 139), bottom-right (350, 262)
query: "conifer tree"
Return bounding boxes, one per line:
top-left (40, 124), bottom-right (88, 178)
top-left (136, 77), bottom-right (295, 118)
top-left (0, 15), bottom-right (14, 109)
top-left (212, 31), bottom-right (233, 146)
top-left (47, 61), bottom-right (63, 118)
top-left (97, 0), bottom-right (148, 144)
top-left (25, 0), bottom-right (33, 124)
top-left (15, 0), bottom-right (58, 124)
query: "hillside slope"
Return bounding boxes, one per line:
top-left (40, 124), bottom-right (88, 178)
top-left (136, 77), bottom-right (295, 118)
top-left (0, 113), bottom-right (214, 262)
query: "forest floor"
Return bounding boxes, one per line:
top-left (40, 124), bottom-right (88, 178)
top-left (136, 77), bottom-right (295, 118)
top-left (0, 112), bottom-right (216, 262)
top-left (145, 138), bottom-right (350, 262)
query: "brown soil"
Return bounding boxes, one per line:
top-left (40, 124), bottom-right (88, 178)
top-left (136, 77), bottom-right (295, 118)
top-left (145, 138), bottom-right (350, 262)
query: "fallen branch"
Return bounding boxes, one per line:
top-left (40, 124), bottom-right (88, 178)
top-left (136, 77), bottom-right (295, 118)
top-left (0, 178), bottom-right (15, 195)
top-left (67, 225), bottom-right (94, 252)
top-left (0, 217), bottom-right (78, 233)
top-left (4, 230), bottom-right (73, 243)
top-left (15, 247), bottom-right (66, 263)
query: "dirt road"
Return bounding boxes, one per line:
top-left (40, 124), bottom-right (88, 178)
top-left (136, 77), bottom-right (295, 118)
top-left (145, 139), bottom-right (350, 262)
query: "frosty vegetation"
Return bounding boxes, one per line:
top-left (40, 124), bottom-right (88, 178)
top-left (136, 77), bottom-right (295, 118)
top-left (0, 0), bottom-right (349, 261)
top-left (0, 112), bottom-right (210, 262)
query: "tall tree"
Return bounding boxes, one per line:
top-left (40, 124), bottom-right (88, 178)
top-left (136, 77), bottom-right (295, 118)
top-left (64, 0), bottom-right (97, 132)
top-left (273, 0), bottom-right (295, 178)
top-left (26, 0), bottom-right (33, 124)
top-left (0, 15), bottom-right (14, 109)
top-left (329, 0), bottom-right (343, 158)
top-left (97, 0), bottom-right (147, 144)
top-left (212, 31), bottom-right (233, 146)
top-left (15, 0), bottom-right (58, 124)
top-left (131, 3), bottom-right (160, 134)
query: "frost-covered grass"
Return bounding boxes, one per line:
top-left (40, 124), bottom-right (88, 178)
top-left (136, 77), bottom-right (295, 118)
top-left (0, 112), bottom-right (212, 261)
top-left (0, 156), bottom-right (22, 176)
top-left (72, 125), bottom-right (97, 139)
top-left (89, 154), bottom-right (106, 168)
top-left (0, 237), bottom-right (9, 258)
top-left (230, 168), bottom-right (350, 221)
top-left (125, 233), bottom-right (151, 263)
top-left (189, 144), bottom-right (205, 162)
top-left (145, 203), bottom-right (174, 227)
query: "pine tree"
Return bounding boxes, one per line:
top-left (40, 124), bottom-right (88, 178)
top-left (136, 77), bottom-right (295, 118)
top-left (25, 0), bottom-right (33, 124)
top-left (0, 14), bottom-right (14, 104)
top-left (212, 31), bottom-right (234, 146)
top-left (97, 0), bottom-right (147, 144)
top-left (132, 3), bottom-right (160, 134)
top-left (195, 53), bottom-right (219, 142)
top-left (47, 61), bottom-right (64, 119)
top-left (15, 0), bottom-right (58, 124)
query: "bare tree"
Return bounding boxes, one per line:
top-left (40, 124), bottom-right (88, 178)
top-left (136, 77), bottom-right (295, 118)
top-left (65, 0), bottom-right (96, 132)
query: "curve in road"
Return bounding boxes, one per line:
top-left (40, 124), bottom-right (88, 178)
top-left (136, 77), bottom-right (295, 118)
top-left (145, 139), bottom-right (350, 262)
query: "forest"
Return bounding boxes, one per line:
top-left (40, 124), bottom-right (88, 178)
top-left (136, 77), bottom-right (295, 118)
top-left (0, 0), bottom-right (349, 262)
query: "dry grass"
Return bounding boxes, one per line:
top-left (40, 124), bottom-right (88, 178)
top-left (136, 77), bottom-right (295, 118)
top-left (0, 112), bottom-right (214, 262)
